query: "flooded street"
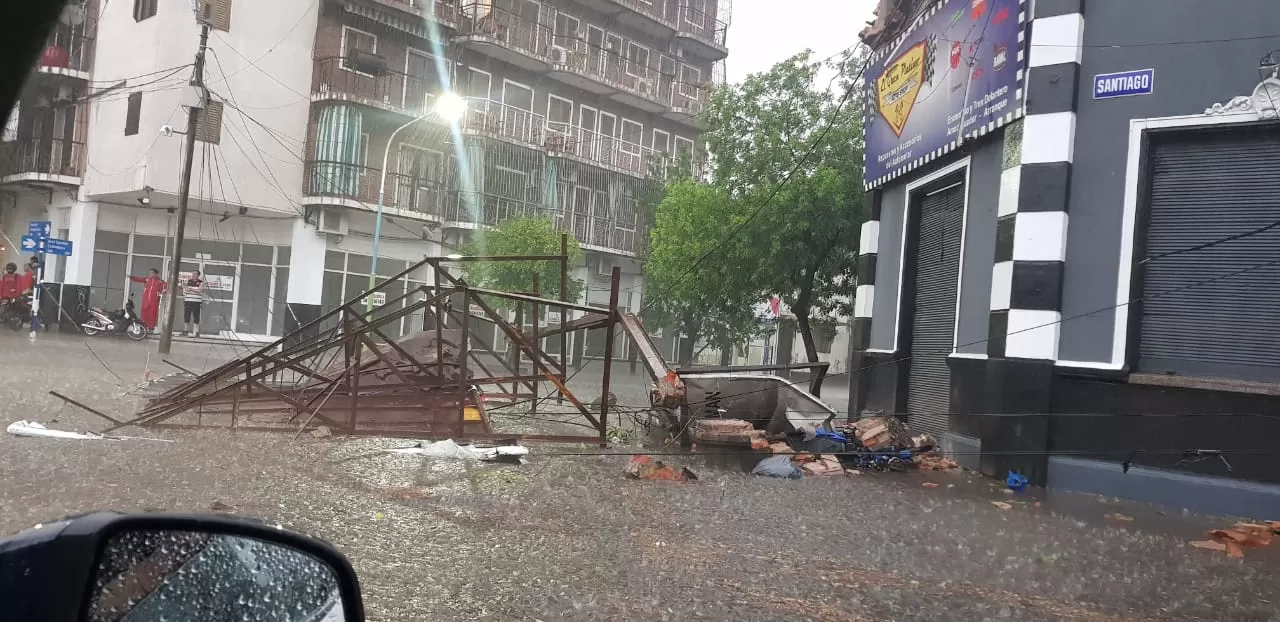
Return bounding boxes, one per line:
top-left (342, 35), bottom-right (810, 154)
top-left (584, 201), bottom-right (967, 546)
top-left (1, 333), bottom-right (1278, 620)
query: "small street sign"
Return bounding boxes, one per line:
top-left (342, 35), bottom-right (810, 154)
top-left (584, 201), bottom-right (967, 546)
top-left (1093, 68), bottom-right (1155, 99)
top-left (27, 221), bottom-right (51, 238)
top-left (19, 235), bottom-right (40, 252)
top-left (41, 238), bottom-right (74, 257)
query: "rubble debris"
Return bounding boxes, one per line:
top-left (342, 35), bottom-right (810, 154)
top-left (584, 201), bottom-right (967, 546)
top-left (1191, 523), bottom-right (1276, 558)
top-left (917, 453), bottom-right (959, 471)
top-left (767, 442), bottom-right (792, 454)
top-left (840, 416), bottom-right (925, 451)
top-left (1104, 513), bottom-right (1134, 522)
top-left (209, 501), bottom-right (234, 512)
top-left (922, 482), bottom-right (939, 488)
top-left (801, 457), bottom-right (844, 476)
top-left (690, 418), bottom-right (767, 447)
top-left (752, 455), bottom-right (803, 479)
top-left (310, 425), bottom-right (333, 438)
top-left (387, 439), bottom-right (529, 462)
top-left (624, 455), bottom-right (695, 481)
top-left (991, 501), bottom-right (1013, 510)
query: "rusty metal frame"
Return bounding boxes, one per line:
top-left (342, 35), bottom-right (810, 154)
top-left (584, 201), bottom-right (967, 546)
top-left (74, 239), bottom-right (637, 444)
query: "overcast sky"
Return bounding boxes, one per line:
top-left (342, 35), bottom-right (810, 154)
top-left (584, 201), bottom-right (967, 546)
top-left (723, 0), bottom-right (876, 85)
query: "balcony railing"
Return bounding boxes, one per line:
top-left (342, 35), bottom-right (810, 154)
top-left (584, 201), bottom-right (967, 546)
top-left (456, 3), bottom-right (552, 59)
top-left (39, 25), bottom-right (93, 74)
top-left (610, 0), bottom-right (675, 27)
top-left (544, 122), bottom-right (660, 177)
top-left (675, 4), bottom-right (728, 49)
top-left (312, 57), bottom-right (441, 116)
top-left (369, 0), bottom-right (460, 26)
top-left (303, 160), bottom-right (448, 218)
top-left (460, 97), bottom-right (545, 146)
top-left (0, 139), bottom-right (83, 180)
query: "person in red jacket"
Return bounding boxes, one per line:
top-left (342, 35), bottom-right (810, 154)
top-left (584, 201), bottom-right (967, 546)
top-left (19, 262), bottom-right (34, 294)
top-left (0, 263), bottom-right (21, 300)
top-left (128, 268), bottom-right (167, 331)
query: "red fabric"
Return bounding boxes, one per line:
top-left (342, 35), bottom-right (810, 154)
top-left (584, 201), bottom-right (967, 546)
top-left (19, 271), bottom-right (33, 293)
top-left (130, 275), bottom-right (167, 329)
top-left (0, 274), bottom-right (22, 299)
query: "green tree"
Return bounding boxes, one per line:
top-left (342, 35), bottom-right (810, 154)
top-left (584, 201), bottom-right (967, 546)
top-left (457, 216), bottom-right (584, 304)
top-left (644, 180), bottom-right (763, 365)
top-left (702, 50), bottom-right (866, 363)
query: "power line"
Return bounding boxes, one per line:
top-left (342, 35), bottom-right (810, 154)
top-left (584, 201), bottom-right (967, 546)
top-left (203, 2), bottom-right (318, 89)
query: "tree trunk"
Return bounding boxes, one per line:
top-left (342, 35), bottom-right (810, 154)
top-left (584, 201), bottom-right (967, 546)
top-left (676, 315), bottom-right (700, 366)
top-left (794, 279), bottom-right (820, 364)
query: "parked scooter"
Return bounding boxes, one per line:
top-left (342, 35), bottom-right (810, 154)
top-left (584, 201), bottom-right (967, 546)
top-left (81, 295), bottom-right (148, 340)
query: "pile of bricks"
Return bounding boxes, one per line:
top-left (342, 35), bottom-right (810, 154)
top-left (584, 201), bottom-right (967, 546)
top-left (690, 418), bottom-right (768, 449)
top-left (765, 440), bottom-right (845, 476)
top-left (841, 416), bottom-right (936, 451)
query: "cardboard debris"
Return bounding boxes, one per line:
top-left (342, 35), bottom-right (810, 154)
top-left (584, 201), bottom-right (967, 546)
top-left (624, 455), bottom-right (695, 481)
top-left (690, 419), bottom-right (767, 447)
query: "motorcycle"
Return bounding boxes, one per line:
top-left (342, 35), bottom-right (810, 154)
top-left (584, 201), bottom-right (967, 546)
top-left (81, 295), bottom-right (148, 340)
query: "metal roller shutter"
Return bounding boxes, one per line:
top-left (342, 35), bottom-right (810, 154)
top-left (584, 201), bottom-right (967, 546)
top-left (1140, 129), bottom-right (1280, 382)
top-left (906, 183), bottom-right (964, 437)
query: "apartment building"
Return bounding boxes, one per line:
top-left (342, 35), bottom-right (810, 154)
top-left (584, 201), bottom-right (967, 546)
top-left (0, 0), bottom-right (729, 351)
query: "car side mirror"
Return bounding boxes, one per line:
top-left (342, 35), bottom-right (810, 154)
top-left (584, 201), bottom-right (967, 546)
top-left (0, 512), bottom-right (365, 621)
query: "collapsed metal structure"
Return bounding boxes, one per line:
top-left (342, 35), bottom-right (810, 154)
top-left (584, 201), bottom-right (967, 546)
top-left (93, 241), bottom-right (651, 444)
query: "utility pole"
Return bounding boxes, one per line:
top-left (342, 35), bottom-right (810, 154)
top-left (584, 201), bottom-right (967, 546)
top-left (158, 22), bottom-right (210, 355)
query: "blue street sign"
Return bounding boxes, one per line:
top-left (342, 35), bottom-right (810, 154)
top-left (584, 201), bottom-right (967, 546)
top-left (27, 221), bottom-right (51, 238)
top-left (19, 235), bottom-right (39, 252)
top-left (1093, 69), bottom-right (1155, 99)
top-left (41, 238), bottom-right (73, 257)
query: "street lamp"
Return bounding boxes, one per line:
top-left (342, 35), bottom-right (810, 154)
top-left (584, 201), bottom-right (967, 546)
top-left (367, 92), bottom-right (467, 314)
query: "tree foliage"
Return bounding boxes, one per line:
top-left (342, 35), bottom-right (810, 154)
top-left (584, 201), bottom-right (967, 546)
top-left (646, 50), bottom-right (866, 363)
top-left (458, 216), bottom-right (584, 305)
top-left (643, 180), bottom-right (762, 364)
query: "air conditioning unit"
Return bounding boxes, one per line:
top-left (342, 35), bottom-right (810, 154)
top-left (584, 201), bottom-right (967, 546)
top-left (317, 206), bottom-right (348, 236)
top-left (550, 45), bottom-right (569, 65)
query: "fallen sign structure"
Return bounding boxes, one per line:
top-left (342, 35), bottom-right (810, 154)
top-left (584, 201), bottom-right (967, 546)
top-left (72, 245), bottom-right (633, 444)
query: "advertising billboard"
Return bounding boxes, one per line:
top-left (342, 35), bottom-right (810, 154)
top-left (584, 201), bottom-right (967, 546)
top-left (864, 0), bottom-right (1026, 188)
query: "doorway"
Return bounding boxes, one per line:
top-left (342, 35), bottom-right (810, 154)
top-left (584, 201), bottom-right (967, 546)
top-left (903, 178), bottom-right (965, 439)
top-left (180, 258), bottom-right (238, 337)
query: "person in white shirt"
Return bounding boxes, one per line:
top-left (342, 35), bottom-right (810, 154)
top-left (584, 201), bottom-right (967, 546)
top-left (180, 270), bottom-right (207, 337)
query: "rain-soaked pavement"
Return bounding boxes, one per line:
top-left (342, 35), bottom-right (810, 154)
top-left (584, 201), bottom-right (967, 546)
top-left (1, 332), bottom-right (1279, 621)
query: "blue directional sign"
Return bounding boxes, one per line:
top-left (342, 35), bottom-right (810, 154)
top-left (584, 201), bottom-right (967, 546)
top-left (20, 235), bottom-right (40, 252)
top-left (1093, 69), bottom-right (1155, 99)
top-left (27, 221), bottom-right (51, 238)
top-left (41, 238), bottom-right (73, 257)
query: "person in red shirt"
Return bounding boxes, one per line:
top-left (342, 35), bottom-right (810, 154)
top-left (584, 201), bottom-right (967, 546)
top-left (128, 268), bottom-right (167, 331)
top-left (0, 263), bottom-right (21, 300)
top-left (19, 263), bottom-right (34, 294)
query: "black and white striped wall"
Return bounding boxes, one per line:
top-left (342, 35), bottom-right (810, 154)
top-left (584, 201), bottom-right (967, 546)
top-left (852, 190), bottom-right (881, 351)
top-left (989, 0), bottom-right (1083, 360)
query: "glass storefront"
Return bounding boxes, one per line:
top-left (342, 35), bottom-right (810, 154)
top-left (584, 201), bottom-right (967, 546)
top-left (91, 230), bottom-right (291, 337)
top-left (320, 250), bottom-right (430, 338)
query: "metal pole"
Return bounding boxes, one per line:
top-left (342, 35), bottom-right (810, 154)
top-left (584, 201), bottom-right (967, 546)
top-left (530, 272), bottom-right (539, 418)
top-left (558, 233), bottom-right (568, 401)
top-left (599, 266), bottom-right (620, 445)
top-left (158, 23), bottom-right (210, 355)
top-left (28, 253), bottom-right (44, 340)
top-left (368, 111), bottom-right (433, 315)
top-left (458, 288), bottom-right (470, 437)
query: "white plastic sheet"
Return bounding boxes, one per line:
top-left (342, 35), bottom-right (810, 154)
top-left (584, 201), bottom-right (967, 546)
top-left (386, 439), bottom-right (529, 461)
top-left (7, 420), bottom-right (108, 441)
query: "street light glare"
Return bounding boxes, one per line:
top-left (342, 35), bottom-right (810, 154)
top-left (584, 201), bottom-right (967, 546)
top-left (433, 92), bottom-right (466, 122)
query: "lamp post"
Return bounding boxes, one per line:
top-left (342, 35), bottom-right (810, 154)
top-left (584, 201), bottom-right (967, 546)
top-left (367, 92), bottom-right (467, 314)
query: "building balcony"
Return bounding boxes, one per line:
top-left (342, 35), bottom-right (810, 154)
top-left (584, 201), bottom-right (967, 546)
top-left (576, 0), bottom-right (677, 37)
top-left (445, 193), bottom-right (639, 256)
top-left (302, 160), bottom-right (448, 220)
top-left (459, 97), bottom-right (546, 149)
top-left (0, 138), bottom-right (83, 186)
top-left (36, 24), bottom-right (93, 80)
top-left (453, 3), bottom-right (553, 72)
top-left (357, 0), bottom-right (461, 30)
top-left (544, 122), bottom-right (660, 178)
top-left (311, 57), bottom-right (441, 118)
top-left (674, 3), bottom-right (728, 60)
top-left (664, 82), bottom-right (709, 129)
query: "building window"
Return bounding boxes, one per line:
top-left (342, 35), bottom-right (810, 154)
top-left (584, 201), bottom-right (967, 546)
top-left (678, 64), bottom-right (701, 98)
top-left (626, 42), bottom-right (649, 77)
top-left (652, 128), bottom-right (670, 153)
top-left (199, 0), bottom-right (233, 31)
top-left (195, 100), bottom-right (223, 143)
top-left (124, 92), bottom-right (142, 136)
top-left (683, 0), bottom-right (707, 27)
top-left (357, 132), bottom-right (369, 177)
top-left (133, 0), bottom-right (157, 22)
top-left (339, 27), bottom-right (378, 74)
